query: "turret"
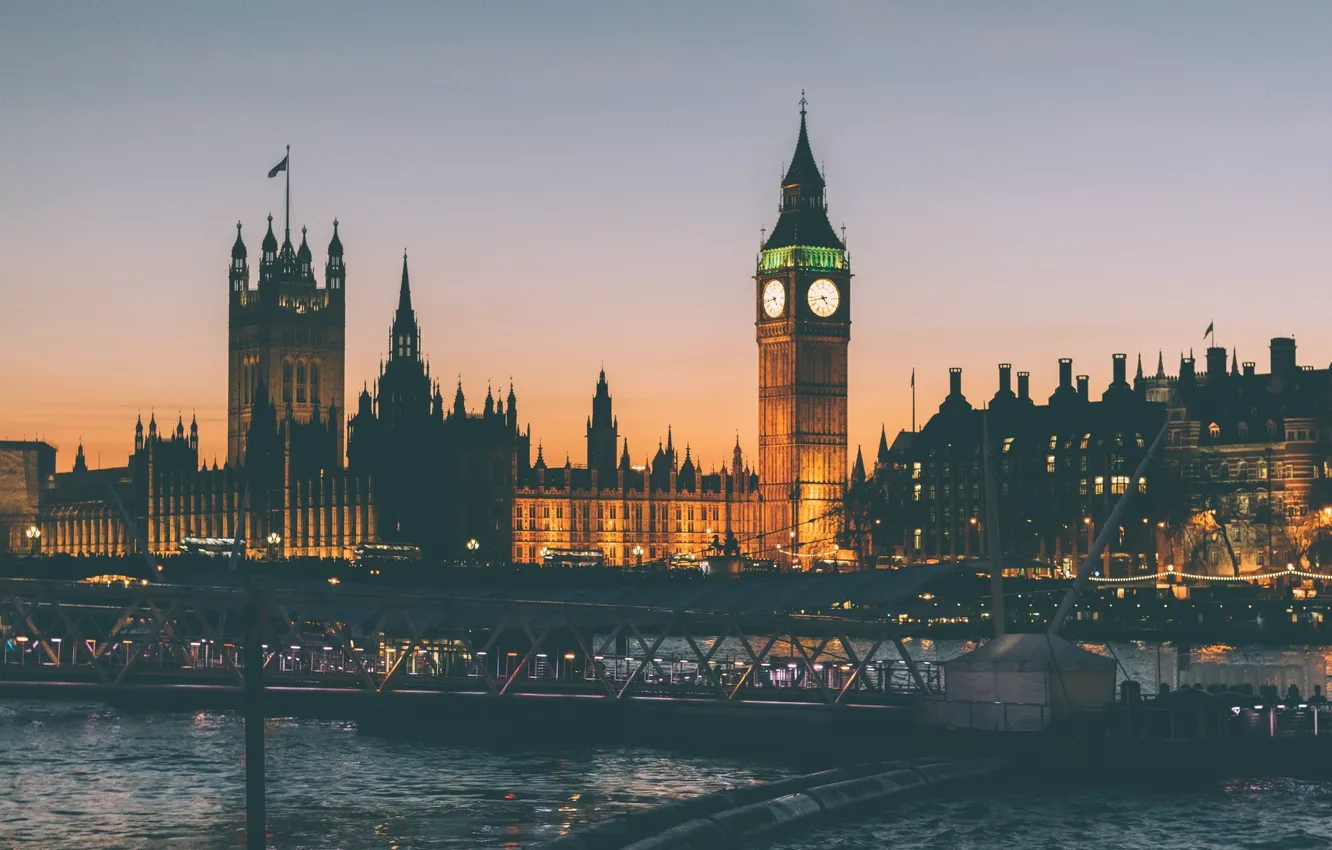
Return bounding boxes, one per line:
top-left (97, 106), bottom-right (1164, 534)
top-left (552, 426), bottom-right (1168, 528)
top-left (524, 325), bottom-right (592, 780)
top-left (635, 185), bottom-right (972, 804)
top-left (296, 226), bottom-right (313, 279)
top-left (506, 383), bottom-right (518, 432)
top-left (229, 222), bottom-right (249, 294)
top-left (453, 380), bottom-right (466, 419)
top-left (189, 413), bottom-right (198, 450)
top-left (135, 414), bottom-right (144, 451)
top-left (260, 214), bottom-right (278, 270)
top-left (851, 446), bottom-right (866, 487)
top-left (73, 441), bottom-right (88, 474)
top-left (325, 219), bottom-right (344, 295)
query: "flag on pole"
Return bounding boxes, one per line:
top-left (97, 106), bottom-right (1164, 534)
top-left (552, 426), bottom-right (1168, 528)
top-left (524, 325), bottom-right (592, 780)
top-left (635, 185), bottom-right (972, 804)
top-left (1203, 320), bottom-right (1214, 340)
top-left (268, 154), bottom-right (289, 179)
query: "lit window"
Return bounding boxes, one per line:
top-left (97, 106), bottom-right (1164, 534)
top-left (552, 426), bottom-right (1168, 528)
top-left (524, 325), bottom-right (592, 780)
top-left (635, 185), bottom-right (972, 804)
top-left (1208, 422), bottom-right (1220, 438)
top-left (1049, 435), bottom-right (1058, 450)
top-left (1080, 434), bottom-right (1090, 450)
top-left (1047, 455), bottom-right (1056, 474)
top-left (912, 484), bottom-right (921, 502)
top-left (1002, 438), bottom-right (1014, 453)
top-left (1111, 475), bottom-right (1130, 495)
top-left (1094, 476), bottom-right (1105, 495)
top-left (912, 462), bottom-right (921, 479)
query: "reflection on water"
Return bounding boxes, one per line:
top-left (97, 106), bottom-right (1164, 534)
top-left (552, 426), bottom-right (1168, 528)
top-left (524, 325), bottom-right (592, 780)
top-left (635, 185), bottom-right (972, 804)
top-left (766, 778), bottom-right (1332, 850)
top-left (0, 701), bottom-right (792, 849)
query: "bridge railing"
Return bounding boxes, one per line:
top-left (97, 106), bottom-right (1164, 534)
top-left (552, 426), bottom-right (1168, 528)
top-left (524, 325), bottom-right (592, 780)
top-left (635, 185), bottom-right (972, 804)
top-left (0, 579), bottom-right (938, 706)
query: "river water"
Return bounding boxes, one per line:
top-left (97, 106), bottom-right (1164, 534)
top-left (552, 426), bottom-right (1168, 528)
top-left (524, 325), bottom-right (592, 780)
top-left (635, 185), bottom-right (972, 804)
top-left (3, 640), bottom-right (1331, 848)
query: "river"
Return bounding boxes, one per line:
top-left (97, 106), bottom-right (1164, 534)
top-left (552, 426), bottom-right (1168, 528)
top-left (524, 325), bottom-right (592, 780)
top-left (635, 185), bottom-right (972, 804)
top-left (3, 640), bottom-right (1331, 848)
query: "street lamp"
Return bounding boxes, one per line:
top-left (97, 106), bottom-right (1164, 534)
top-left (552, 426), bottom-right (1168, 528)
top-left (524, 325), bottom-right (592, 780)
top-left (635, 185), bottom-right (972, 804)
top-left (266, 532), bottom-right (282, 560)
top-left (466, 538), bottom-right (479, 563)
top-left (632, 545), bottom-right (643, 568)
top-left (25, 525), bottom-right (41, 555)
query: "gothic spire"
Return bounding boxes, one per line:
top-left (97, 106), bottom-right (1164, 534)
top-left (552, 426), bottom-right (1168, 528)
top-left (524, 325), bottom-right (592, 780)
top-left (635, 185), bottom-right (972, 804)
top-left (232, 221), bottom-right (247, 260)
top-left (1231, 348), bottom-right (1240, 376)
top-left (261, 214), bottom-right (278, 255)
top-left (327, 218), bottom-right (343, 257)
top-left (764, 92), bottom-right (842, 251)
top-left (397, 250), bottom-right (413, 315)
top-left (1135, 353), bottom-right (1144, 382)
top-left (877, 425), bottom-right (890, 463)
top-left (1155, 350), bottom-right (1166, 379)
top-left (852, 446), bottom-right (866, 486)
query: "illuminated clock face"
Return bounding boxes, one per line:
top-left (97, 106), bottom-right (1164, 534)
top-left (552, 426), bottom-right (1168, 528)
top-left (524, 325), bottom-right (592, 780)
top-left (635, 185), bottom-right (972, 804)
top-left (808, 279), bottom-right (839, 317)
top-left (762, 280), bottom-right (786, 318)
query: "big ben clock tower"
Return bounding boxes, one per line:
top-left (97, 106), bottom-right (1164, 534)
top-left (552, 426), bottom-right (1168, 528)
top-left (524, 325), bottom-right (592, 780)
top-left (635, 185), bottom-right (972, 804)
top-left (755, 97), bottom-right (850, 567)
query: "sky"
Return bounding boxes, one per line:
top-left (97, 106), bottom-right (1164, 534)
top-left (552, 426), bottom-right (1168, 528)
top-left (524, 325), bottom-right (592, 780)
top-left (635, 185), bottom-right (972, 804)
top-left (2, 2), bottom-right (1331, 474)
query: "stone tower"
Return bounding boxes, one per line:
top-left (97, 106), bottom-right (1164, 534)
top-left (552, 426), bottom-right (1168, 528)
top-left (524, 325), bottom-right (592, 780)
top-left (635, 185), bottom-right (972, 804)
top-left (227, 217), bottom-right (346, 466)
top-left (754, 98), bottom-right (851, 566)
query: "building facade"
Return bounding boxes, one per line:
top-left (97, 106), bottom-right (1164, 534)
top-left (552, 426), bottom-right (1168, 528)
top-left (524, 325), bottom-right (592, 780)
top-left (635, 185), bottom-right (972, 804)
top-left (227, 217), bottom-right (346, 466)
top-left (755, 101), bottom-right (851, 564)
top-left (346, 254), bottom-right (525, 559)
top-left (510, 372), bottom-right (761, 567)
top-left (868, 337), bottom-right (1332, 576)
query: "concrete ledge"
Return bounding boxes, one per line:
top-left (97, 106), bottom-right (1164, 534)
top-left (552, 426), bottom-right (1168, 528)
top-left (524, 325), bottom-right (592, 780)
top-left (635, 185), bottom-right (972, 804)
top-left (541, 756), bottom-right (1004, 850)
top-left (706, 792), bottom-right (825, 842)
top-left (803, 768), bottom-right (925, 815)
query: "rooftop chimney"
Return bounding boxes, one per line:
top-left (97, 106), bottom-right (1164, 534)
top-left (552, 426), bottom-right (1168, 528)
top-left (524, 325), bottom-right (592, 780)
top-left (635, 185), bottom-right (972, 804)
top-left (998, 363), bottom-right (1012, 395)
top-left (1076, 375), bottom-right (1089, 400)
top-left (1058, 358), bottom-right (1073, 389)
top-left (1017, 371), bottom-right (1030, 401)
top-left (1112, 353), bottom-right (1127, 386)
top-left (949, 367), bottom-right (963, 397)
top-left (1243, 361), bottom-right (1256, 377)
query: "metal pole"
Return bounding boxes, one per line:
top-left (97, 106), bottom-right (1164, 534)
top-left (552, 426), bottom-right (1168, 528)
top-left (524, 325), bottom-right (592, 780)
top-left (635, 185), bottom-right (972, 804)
top-left (982, 410), bottom-right (1005, 637)
top-left (244, 575), bottom-right (266, 849)
top-left (1049, 420), bottom-right (1168, 635)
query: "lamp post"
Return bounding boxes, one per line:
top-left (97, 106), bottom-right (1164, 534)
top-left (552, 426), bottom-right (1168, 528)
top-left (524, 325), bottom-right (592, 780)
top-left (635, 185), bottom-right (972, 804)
top-left (266, 531), bottom-right (281, 561)
top-left (25, 524), bottom-right (40, 556)
top-left (632, 545), bottom-right (643, 569)
top-left (466, 538), bottom-right (479, 565)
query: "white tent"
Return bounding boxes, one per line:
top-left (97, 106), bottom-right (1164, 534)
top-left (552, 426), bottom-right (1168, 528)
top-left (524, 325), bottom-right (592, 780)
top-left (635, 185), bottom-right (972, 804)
top-left (927, 633), bottom-right (1117, 732)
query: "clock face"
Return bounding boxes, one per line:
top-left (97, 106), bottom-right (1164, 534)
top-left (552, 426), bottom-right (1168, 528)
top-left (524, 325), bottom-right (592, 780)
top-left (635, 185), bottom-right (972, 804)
top-left (762, 280), bottom-right (786, 318)
top-left (807, 279), bottom-right (839, 317)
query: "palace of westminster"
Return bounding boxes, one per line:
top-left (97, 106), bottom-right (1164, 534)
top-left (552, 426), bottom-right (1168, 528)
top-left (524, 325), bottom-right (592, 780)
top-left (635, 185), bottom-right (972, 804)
top-left (4, 106), bottom-right (1332, 577)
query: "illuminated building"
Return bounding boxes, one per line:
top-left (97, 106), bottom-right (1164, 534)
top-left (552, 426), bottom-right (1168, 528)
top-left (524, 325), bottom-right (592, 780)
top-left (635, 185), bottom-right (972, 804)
top-left (868, 338), bottom-right (1332, 576)
top-left (510, 371), bottom-right (760, 567)
top-left (869, 355), bottom-right (1166, 573)
top-left (754, 98), bottom-right (851, 563)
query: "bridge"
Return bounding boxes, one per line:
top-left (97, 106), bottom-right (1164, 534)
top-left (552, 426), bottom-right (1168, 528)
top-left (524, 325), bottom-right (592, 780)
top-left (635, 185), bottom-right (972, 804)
top-left (0, 570), bottom-right (950, 709)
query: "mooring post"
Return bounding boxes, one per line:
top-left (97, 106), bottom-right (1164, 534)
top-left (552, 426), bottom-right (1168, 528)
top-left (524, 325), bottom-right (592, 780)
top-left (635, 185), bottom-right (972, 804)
top-left (244, 574), bottom-right (266, 849)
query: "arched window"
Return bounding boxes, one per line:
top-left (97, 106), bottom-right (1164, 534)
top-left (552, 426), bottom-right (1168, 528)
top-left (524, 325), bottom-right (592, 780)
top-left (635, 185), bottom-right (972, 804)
top-left (1237, 422), bottom-right (1249, 438)
top-left (1236, 461), bottom-right (1248, 481)
top-left (310, 364), bottom-right (320, 404)
top-left (282, 361), bottom-right (293, 403)
top-left (1267, 420), bottom-right (1278, 439)
top-left (1208, 422), bottom-right (1221, 438)
top-left (296, 363), bottom-right (307, 403)
top-left (1257, 459), bottom-right (1268, 480)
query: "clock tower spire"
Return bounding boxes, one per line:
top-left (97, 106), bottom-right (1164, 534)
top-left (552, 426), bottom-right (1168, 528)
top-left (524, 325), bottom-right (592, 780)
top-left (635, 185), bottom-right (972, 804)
top-left (755, 95), bottom-right (851, 568)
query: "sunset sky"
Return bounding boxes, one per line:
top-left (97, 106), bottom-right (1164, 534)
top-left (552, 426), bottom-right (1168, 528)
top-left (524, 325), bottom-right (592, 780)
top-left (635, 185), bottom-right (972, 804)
top-left (3, 3), bottom-right (1331, 473)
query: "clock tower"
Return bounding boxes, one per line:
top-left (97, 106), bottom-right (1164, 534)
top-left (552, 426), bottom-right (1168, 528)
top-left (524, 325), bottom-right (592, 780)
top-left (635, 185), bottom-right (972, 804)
top-left (755, 98), bottom-right (851, 567)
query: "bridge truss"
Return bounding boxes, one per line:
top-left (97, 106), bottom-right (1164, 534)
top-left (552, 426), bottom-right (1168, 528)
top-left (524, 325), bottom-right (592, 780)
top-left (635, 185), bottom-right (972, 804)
top-left (0, 578), bottom-right (939, 705)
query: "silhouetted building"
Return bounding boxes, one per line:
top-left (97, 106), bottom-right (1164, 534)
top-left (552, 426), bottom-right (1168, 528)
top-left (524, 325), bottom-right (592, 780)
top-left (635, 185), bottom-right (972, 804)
top-left (346, 254), bottom-right (524, 558)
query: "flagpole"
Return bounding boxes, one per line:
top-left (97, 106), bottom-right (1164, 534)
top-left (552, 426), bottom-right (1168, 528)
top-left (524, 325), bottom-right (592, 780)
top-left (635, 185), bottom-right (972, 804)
top-left (911, 367), bottom-right (916, 433)
top-left (284, 144), bottom-right (291, 241)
